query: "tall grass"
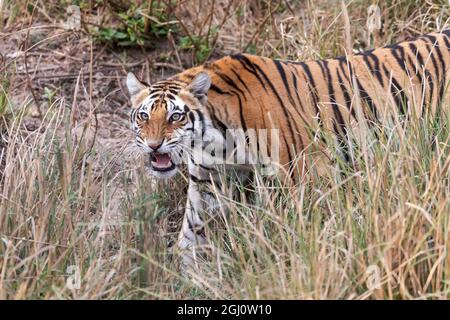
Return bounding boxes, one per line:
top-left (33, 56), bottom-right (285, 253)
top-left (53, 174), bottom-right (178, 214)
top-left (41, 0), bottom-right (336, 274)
top-left (1, 0), bottom-right (450, 300)
top-left (1, 93), bottom-right (449, 299)
top-left (186, 108), bottom-right (450, 299)
top-left (0, 99), bottom-right (180, 299)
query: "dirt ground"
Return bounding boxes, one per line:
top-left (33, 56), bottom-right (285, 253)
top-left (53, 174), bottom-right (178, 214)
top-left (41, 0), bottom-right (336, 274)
top-left (2, 26), bottom-right (167, 156)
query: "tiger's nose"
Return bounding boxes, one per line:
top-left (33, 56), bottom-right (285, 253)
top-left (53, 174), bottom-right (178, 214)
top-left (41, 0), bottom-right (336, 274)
top-left (148, 141), bottom-right (163, 151)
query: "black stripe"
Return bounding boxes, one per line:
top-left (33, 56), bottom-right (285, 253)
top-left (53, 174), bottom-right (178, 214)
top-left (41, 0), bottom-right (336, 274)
top-left (194, 110), bottom-right (206, 135)
top-left (189, 173), bottom-right (211, 184)
top-left (130, 108), bottom-right (137, 124)
top-left (297, 62), bottom-right (323, 128)
top-left (182, 229), bottom-right (194, 242)
top-left (231, 63), bottom-right (270, 131)
top-left (278, 62), bottom-right (306, 150)
top-left (195, 109), bottom-right (204, 123)
top-left (215, 70), bottom-right (247, 100)
top-left (422, 36), bottom-right (446, 108)
top-left (210, 84), bottom-right (232, 95)
top-left (186, 218), bottom-right (205, 237)
top-left (423, 34), bottom-right (446, 75)
top-left (338, 57), bottom-right (379, 125)
top-left (382, 64), bottom-right (408, 115)
top-left (318, 59), bottom-right (350, 162)
top-left (362, 53), bottom-right (385, 87)
top-left (167, 88), bottom-right (180, 96)
top-left (166, 93), bottom-right (176, 100)
top-left (406, 52), bottom-right (423, 85)
top-left (336, 69), bottom-right (356, 120)
top-left (231, 67), bottom-right (253, 96)
top-left (230, 54), bottom-right (268, 92)
top-left (409, 42), bottom-right (434, 112)
top-left (342, 59), bottom-right (380, 131)
top-left (290, 69), bottom-right (305, 111)
top-left (336, 56), bottom-right (350, 82)
top-left (390, 45), bottom-right (410, 77)
top-left (244, 57), bottom-right (301, 158)
top-left (318, 60), bottom-right (347, 127)
top-left (149, 92), bottom-right (162, 99)
top-left (236, 93), bottom-right (247, 132)
top-left (208, 104), bottom-right (229, 133)
top-left (274, 60), bottom-right (296, 108)
top-left (332, 122), bottom-right (350, 162)
top-left (188, 111), bottom-right (197, 126)
top-left (197, 163), bottom-right (216, 172)
top-left (357, 78), bottom-right (379, 125)
top-left (442, 34), bottom-right (450, 52)
top-left (368, 53), bottom-right (385, 87)
top-left (424, 42), bottom-right (439, 107)
top-left (282, 135), bottom-right (293, 167)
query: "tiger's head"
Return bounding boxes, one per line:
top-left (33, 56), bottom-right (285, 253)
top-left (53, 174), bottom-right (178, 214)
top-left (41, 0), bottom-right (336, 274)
top-left (126, 71), bottom-right (211, 178)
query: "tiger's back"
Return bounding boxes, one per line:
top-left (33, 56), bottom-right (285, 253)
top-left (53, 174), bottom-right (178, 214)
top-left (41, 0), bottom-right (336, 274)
top-left (174, 30), bottom-right (450, 172)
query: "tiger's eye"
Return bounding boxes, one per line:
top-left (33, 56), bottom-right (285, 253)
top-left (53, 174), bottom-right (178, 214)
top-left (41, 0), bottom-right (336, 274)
top-left (170, 113), bottom-right (183, 122)
top-left (140, 112), bottom-right (149, 121)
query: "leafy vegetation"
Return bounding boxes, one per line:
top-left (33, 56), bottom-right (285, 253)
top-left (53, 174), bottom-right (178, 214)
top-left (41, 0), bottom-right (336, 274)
top-left (94, 1), bottom-right (178, 47)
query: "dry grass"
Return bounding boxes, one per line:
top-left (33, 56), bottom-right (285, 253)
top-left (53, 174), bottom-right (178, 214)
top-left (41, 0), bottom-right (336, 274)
top-left (1, 0), bottom-right (450, 299)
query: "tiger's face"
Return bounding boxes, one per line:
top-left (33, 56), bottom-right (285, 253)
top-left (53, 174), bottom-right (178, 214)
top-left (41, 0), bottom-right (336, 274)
top-left (126, 72), bottom-right (211, 178)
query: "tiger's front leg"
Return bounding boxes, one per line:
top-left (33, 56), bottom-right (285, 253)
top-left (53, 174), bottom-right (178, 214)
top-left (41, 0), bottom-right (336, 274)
top-left (177, 179), bottom-right (208, 269)
top-left (177, 164), bottom-right (224, 271)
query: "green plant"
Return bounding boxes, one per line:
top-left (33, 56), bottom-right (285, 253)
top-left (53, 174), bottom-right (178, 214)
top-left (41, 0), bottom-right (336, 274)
top-left (0, 72), bottom-right (11, 181)
top-left (95, 1), bottom-right (178, 47)
top-left (0, 88), bottom-right (8, 118)
top-left (179, 26), bottom-right (218, 64)
top-left (44, 87), bottom-right (57, 104)
top-left (97, 7), bottom-right (147, 46)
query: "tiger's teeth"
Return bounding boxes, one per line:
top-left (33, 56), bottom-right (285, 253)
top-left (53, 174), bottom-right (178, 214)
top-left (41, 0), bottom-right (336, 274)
top-left (150, 153), bottom-right (174, 171)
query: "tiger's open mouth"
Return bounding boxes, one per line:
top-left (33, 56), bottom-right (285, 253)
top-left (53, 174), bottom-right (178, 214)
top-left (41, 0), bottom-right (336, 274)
top-left (150, 153), bottom-right (175, 172)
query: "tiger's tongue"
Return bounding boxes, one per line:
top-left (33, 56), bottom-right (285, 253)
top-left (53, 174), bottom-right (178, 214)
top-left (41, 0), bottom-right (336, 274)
top-left (152, 153), bottom-right (171, 168)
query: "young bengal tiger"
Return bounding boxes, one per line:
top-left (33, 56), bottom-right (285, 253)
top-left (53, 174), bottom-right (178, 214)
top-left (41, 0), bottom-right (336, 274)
top-left (126, 30), bottom-right (450, 269)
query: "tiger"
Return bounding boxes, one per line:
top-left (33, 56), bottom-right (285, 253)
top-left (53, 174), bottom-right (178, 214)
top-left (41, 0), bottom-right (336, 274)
top-left (126, 30), bottom-right (450, 269)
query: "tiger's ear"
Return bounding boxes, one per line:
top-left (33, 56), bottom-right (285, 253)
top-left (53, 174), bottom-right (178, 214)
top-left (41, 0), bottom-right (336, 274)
top-left (186, 72), bottom-right (211, 103)
top-left (126, 72), bottom-right (148, 97)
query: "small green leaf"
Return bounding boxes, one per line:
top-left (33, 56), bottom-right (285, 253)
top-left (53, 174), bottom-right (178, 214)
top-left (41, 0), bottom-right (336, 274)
top-left (114, 31), bottom-right (128, 40)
